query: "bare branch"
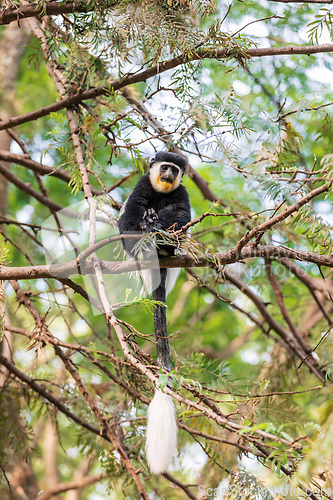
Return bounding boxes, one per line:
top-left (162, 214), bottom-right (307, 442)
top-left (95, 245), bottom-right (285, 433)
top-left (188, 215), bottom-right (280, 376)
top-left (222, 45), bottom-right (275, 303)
top-left (1, 43), bottom-right (333, 132)
top-left (162, 472), bottom-right (198, 500)
top-left (0, 351), bottom-right (103, 437)
top-left (0, 160), bottom-right (66, 213)
top-left (177, 422), bottom-right (266, 458)
top-left (278, 101), bottom-right (333, 121)
top-left (0, 149), bottom-right (101, 195)
top-left (224, 270), bottom-right (328, 384)
top-left (0, 0), bottom-right (97, 26)
top-left (265, 258), bottom-right (312, 353)
top-left (34, 474), bottom-right (105, 500)
top-left (2, 243), bottom-right (333, 281)
top-left (232, 182), bottom-right (331, 255)
top-left (281, 257), bottom-right (333, 325)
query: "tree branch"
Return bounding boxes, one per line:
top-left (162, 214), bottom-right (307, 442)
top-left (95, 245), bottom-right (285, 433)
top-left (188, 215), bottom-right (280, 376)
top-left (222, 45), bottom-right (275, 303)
top-left (0, 0), bottom-right (98, 26)
top-left (281, 257), bottom-right (333, 325)
top-left (162, 472), bottom-right (198, 500)
top-left (0, 351), bottom-right (104, 438)
top-left (1, 243), bottom-right (333, 280)
top-left (0, 160), bottom-right (67, 213)
top-left (0, 149), bottom-right (101, 195)
top-left (233, 182), bottom-right (331, 255)
top-left (224, 270), bottom-right (328, 384)
top-left (35, 473), bottom-right (105, 500)
top-left (265, 258), bottom-right (312, 353)
top-left (1, 43), bottom-right (333, 132)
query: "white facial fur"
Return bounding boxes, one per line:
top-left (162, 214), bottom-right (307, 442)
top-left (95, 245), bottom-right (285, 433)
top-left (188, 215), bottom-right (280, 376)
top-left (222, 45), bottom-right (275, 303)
top-left (149, 161), bottom-right (182, 193)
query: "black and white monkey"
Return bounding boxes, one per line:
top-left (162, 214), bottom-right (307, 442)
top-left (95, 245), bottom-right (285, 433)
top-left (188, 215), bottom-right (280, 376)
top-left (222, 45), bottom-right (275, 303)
top-left (118, 151), bottom-right (191, 474)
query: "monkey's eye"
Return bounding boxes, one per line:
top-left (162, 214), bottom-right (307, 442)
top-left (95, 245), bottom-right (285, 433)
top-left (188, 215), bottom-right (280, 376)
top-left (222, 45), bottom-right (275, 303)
top-left (171, 167), bottom-right (179, 176)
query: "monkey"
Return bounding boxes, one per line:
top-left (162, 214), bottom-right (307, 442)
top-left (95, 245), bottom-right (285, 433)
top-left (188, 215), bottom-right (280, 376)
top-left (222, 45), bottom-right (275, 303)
top-left (118, 151), bottom-right (191, 474)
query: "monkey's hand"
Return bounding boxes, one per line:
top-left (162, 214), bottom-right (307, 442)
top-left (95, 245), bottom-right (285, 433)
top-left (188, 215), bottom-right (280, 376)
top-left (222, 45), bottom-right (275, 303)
top-left (140, 208), bottom-right (162, 232)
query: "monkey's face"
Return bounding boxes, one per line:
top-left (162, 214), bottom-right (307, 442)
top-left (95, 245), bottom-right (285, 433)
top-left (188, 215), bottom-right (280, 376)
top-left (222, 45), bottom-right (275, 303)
top-left (149, 161), bottom-right (183, 193)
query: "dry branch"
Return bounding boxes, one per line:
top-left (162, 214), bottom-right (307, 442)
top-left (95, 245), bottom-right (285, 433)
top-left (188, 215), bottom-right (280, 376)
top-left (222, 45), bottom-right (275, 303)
top-left (35, 473), bottom-right (105, 500)
top-left (0, 351), bottom-right (103, 437)
top-left (0, 0), bottom-right (96, 26)
top-left (224, 270), bottom-right (328, 384)
top-left (1, 44), bottom-right (333, 132)
top-left (233, 182), bottom-right (331, 255)
top-left (0, 149), bottom-right (101, 195)
top-left (1, 243), bottom-right (333, 281)
top-left (0, 160), bottom-right (67, 213)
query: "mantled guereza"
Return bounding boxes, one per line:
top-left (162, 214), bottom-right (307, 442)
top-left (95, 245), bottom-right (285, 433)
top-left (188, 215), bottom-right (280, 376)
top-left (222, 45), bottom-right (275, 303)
top-left (118, 151), bottom-right (191, 474)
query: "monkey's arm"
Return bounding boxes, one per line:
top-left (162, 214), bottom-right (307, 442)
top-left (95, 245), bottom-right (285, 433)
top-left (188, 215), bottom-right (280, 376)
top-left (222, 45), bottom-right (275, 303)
top-left (118, 177), bottom-right (153, 234)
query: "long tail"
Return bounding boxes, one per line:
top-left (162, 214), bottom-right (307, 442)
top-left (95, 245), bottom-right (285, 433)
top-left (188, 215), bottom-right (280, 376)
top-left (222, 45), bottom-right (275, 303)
top-left (146, 267), bottom-right (177, 474)
top-left (153, 267), bottom-right (170, 371)
top-left (146, 390), bottom-right (177, 474)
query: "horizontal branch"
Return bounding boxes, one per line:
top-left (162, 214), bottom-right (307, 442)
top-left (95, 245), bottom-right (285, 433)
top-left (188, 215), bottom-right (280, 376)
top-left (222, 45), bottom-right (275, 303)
top-left (0, 149), bottom-right (70, 180)
top-left (0, 0), bottom-right (96, 26)
top-left (1, 244), bottom-right (333, 280)
top-left (36, 473), bottom-right (105, 500)
top-left (0, 0), bottom-right (331, 27)
top-left (177, 421), bottom-right (266, 458)
top-left (278, 101), bottom-right (333, 121)
top-left (1, 43), bottom-right (332, 132)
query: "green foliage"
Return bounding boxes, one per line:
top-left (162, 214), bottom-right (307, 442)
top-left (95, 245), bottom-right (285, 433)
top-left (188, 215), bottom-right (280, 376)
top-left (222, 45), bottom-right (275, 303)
top-left (2, 1), bottom-right (333, 498)
top-left (293, 410), bottom-right (333, 487)
top-left (0, 244), bottom-right (9, 265)
top-left (307, 8), bottom-right (333, 45)
top-left (226, 471), bottom-right (275, 500)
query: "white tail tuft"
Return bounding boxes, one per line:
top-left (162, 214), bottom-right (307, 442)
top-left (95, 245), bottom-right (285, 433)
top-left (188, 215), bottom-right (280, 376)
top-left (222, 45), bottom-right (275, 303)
top-left (140, 268), bottom-right (180, 297)
top-left (139, 269), bottom-right (153, 296)
top-left (166, 268), bottom-right (180, 296)
top-left (146, 390), bottom-right (177, 474)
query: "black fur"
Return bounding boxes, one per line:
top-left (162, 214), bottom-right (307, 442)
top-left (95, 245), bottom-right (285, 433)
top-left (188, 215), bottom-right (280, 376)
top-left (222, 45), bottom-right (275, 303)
top-left (151, 151), bottom-right (187, 171)
top-left (153, 267), bottom-right (170, 371)
top-left (118, 155), bottom-right (191, 373)
top-left (118, 175), bottom-right (191, 256)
